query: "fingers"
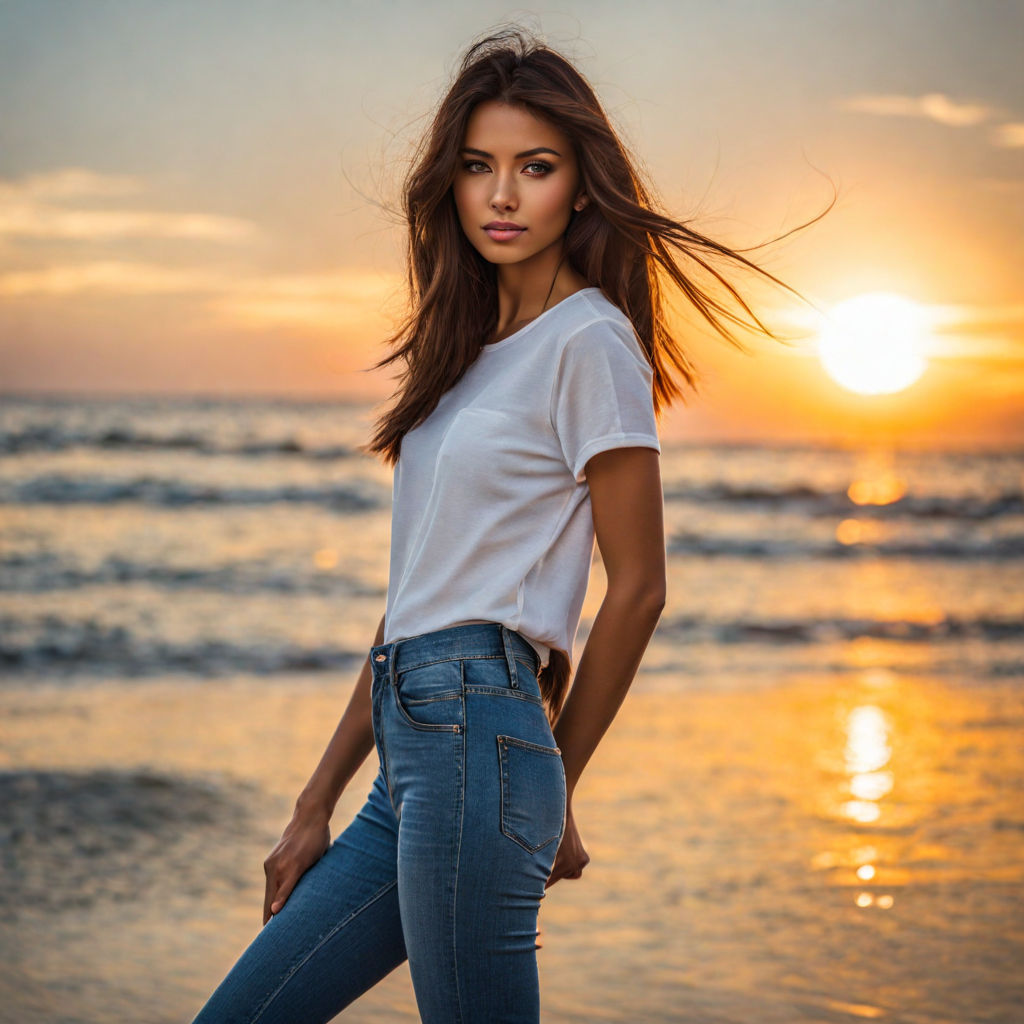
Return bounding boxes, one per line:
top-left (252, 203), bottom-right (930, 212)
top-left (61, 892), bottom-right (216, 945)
top-left (544, 863), bottom-right (581, 888)
top-left (262, 872), bottom-right (276, 926)
top-left (545, 849), bottom-right (591, 888)
top-left (260, 816), bottom-right (333, 924)
top-left (544, 816), bottom-right (592, 888)
top-left (263, 853), bottom-right (289, 925)
top-left (270, 872), bottom-right (298, 917)
top-left (262, 859), bottom-right (300, 925)
top-left (262, 854), bottom-right (288, 926)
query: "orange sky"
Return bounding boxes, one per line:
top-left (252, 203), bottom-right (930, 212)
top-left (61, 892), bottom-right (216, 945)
top-left (1, 2), bottom-right (1021, 449)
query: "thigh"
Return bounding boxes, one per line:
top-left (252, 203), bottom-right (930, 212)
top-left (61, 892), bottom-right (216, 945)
top-left (190, 767), bottom-right (407, 1024)
top-left (384, 651), bottom-right (566, 1023)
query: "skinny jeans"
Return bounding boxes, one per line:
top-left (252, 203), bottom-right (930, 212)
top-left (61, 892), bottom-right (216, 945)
top-left (190, 621), bottom-right (567, 1023)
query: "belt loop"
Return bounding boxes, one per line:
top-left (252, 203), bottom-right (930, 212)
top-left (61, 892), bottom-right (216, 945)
top-left (500, 624), bottom-right (520, 689)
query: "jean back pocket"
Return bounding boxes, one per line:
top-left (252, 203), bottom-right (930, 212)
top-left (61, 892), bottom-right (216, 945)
top-left (497, 734), bottom-right (566, 853)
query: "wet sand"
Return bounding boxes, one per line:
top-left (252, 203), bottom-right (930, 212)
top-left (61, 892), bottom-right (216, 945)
top-left (1, 668), bottom-right (1022, 1023)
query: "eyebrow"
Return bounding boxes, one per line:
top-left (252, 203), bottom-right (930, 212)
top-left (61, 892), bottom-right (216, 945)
top-left (459, 146), bottom-right (562, 159)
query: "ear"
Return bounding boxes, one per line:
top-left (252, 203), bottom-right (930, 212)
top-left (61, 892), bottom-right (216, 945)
top-left (573, 195), bottom-right (588, 212)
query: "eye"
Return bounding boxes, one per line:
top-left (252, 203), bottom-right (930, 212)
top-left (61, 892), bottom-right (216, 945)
top-left (460, 160), bottom-right (554, 175)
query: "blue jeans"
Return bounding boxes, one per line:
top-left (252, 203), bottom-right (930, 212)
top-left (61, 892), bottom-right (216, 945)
top-left (191, 622), bottom-right (567, 1023)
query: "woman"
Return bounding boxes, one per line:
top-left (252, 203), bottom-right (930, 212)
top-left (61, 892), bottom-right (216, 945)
top-left (192, 25), bottom-right (828, 1024)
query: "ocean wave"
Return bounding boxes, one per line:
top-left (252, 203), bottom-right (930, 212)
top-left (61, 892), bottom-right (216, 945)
top-left (663, 482), bottom-right (1023, 520)
top-left (1, 611), bottom-right (1018, 681)
top-left (0, 769), bottom-right (264, 915)
top-left (0, 474), bottom-right (383, 509)
top-left (1, 464), bottom-right (1018, 523)
top-left (651, 611), bottom-right (1023, 646)
top-left (667, 530), bottom-right (1024, 560)
top-left (0, 553), bottom-right (385, 595)
top-left (0, 622), bottom-right (368, 678)
top-left (1, 471), bottom-right (1019, 524)
top-left (0, 422), bottom-right (356, 460)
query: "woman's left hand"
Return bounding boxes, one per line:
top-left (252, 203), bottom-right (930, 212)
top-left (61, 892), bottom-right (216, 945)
top-left (545, 799), bottom-right (590, 888)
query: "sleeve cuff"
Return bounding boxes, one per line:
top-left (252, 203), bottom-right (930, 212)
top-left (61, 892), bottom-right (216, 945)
top-left (571, 433), bottom-right (662, 483)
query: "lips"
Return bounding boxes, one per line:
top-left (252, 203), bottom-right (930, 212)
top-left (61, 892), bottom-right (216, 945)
top-left (484, 222), bottom-right (526, 242)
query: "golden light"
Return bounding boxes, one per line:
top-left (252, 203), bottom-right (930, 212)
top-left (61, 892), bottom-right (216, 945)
top-left (841, 704), bottom-right (893, 824)
top-left (817, 292), bottom-right (930, 395)
top-left (835, 518), bottom-right (887, 547)
top-left (847, 474), bottom-right (906, 506)
top-left (313, 547), bottom-right (339, 571)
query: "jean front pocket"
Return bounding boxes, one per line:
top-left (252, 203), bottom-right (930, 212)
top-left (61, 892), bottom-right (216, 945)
top-left (392, 658), bottom-right (464, 732)
top-left (496, 734), bottom-right (566, 853)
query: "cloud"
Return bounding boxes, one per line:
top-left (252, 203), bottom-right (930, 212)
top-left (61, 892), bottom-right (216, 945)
top-left (207, 270), bottom-right (403, 331)
top-left (927, 301), bottom-right (1024, 335)
top-left (0, 261), bottom-right (223, 296)
top-left (776, 300), bottom-right (1024, 361)
top-left (837, 94), bottom-right (1024, 153)
top-left (0, 168), bottom-right (403, 332)
top-left (837, 92), bottom-right (995, 127)
top-left (990, 122), bottom-right (1024, 148)
top-left (0, 259), bottom-right (403, 331)
top-left (0, 167), bottom-right (146, 201)
top-left (0, 168), bottom-right (258, 242)
top-left (0, 206), bottom-right (258, 242)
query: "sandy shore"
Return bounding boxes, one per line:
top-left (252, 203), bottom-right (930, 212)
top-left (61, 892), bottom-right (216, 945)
top-left (2, 668), bottom-right (1022, 1023)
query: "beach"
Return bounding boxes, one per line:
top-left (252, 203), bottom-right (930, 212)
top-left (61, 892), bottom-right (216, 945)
top-left (1, 394), bottom-right (1021, 1022)
top-left (2, 669), bottom-right (1021, 1023)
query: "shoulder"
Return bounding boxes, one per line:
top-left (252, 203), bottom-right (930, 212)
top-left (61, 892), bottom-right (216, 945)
top-left (568, 287), bottom-right (635, 333)
top-left (556, 291), bottom-right (650, 371)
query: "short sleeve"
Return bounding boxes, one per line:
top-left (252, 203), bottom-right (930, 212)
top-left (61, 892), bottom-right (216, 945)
top-left (550, 317), bottom-right (661, 484)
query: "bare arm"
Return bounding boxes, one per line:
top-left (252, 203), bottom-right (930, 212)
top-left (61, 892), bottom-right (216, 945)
top-left (293, 612), bottom-right (386, 820)
top-left (262, 611), bottom-right (385, 923)
top-left (546, 446), bottom-right (666, 885)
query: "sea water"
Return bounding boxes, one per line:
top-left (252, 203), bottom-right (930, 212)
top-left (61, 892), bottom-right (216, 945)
top-left (1, 394), bottom-right (1021, 1023)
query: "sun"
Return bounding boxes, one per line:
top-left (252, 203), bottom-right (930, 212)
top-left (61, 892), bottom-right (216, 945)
top-left (817, 292), bottom-right (930, 395)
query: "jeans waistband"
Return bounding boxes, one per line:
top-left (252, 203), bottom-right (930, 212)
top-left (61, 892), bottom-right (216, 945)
top-left (370, 622), bottom-right (540, 684)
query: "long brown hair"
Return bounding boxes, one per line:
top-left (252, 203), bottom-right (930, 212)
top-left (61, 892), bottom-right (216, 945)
top-left (358, 25), bottom-right (834, 725)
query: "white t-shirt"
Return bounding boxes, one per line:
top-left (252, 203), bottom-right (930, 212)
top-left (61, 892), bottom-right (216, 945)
top-left (382, 286), bottom-right (661, 668)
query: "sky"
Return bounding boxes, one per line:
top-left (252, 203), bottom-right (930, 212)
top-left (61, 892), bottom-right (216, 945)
top-left (1, 0), bottom-right (1022, 448)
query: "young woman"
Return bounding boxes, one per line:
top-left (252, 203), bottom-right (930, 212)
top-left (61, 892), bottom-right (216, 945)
top-left (191, 25), bottom-right (828, 1024)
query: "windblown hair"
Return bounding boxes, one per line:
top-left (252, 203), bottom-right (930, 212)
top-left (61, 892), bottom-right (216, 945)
top-left (359, 25), bottom-right (833, 725)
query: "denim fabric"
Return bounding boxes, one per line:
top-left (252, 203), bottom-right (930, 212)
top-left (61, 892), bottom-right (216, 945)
top-left (191, 622), bottom-right (567, 1024)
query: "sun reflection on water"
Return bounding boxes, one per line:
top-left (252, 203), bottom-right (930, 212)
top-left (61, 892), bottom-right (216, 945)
top-left (839, 702), bottom-right (897, 908)
top-left (842, 704), bottom-right (894, 825)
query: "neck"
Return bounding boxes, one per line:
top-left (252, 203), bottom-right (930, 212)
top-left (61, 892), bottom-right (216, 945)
top-left (492, 251), bottom-right (589, 340)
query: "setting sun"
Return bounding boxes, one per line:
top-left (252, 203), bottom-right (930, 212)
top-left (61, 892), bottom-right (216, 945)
top-left (817, 292), bottom-right (931, 396)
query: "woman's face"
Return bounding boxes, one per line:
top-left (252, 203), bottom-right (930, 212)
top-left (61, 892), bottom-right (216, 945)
top-left (452, 100), bottom-right (586, 270)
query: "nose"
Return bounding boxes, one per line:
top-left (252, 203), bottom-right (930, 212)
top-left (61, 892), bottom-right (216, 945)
top-left (489, 169), bottom-right (518, 212)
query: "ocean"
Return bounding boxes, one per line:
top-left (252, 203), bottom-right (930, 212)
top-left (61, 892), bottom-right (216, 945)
top-left (1, 393), bottom-right (1022, 1023)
